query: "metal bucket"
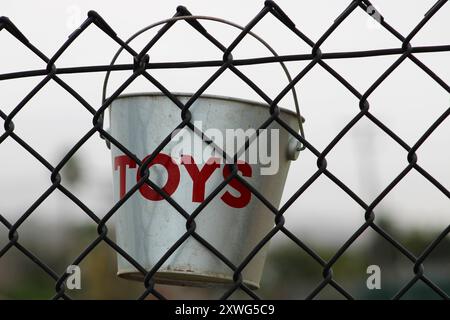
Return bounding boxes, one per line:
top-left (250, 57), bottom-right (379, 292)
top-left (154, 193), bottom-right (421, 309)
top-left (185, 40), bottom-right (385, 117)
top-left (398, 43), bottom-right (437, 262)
top-left (110, 93), bottom-right (301, 289)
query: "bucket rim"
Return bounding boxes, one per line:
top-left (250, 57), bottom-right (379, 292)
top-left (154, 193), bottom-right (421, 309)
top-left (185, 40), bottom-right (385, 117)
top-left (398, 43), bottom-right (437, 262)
top-left (111, 92), bottom-right (304, 122)
top-left (117, 269), bottom-right (260, 289)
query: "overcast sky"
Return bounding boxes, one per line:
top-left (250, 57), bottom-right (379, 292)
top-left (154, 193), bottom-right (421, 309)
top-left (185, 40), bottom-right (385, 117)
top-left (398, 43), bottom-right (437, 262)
top-left (0, 0), bottom-right (448, 246)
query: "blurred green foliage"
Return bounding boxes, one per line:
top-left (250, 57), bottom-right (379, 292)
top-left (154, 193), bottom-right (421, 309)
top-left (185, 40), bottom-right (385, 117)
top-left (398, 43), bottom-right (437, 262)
top-left (1, 219), bottom-right (449, 299)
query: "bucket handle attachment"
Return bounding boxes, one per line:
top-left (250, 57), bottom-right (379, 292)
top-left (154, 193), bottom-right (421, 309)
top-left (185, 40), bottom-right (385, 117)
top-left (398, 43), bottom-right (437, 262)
top-left (101, 11), bottom-right (306, 156)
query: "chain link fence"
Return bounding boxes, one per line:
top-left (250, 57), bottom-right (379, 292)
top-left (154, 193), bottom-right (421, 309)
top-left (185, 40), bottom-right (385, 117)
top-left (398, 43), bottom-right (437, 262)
top-left (0, 0), bottom-right (449, 300)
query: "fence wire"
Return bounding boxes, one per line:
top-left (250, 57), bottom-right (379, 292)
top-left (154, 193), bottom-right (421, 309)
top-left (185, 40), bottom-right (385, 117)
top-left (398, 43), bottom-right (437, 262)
top-left (0, 0), bottom-right (449, 300)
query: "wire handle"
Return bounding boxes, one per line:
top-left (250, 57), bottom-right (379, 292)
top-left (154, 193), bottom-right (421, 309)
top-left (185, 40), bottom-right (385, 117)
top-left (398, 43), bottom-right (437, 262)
top-left (101, 12), bottom-right (306, 150)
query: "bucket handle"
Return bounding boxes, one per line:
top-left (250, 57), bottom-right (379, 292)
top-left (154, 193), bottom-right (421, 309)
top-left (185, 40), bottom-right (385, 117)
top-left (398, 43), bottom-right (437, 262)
top-left (101, 11), bottom-right (306, 153)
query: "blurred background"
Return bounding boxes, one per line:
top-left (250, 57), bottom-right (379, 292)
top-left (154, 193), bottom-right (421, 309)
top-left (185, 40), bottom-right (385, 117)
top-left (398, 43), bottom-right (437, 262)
top-left (0, 0), bottom-right (449, 299)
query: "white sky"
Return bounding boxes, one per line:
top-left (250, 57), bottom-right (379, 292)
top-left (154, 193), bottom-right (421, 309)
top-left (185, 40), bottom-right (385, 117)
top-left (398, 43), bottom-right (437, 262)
top-left (0, 0), bottom-right (449, 246)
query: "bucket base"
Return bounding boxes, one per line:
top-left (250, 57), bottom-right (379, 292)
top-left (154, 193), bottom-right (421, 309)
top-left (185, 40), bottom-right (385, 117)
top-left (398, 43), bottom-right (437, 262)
top-left (117, 269), bottom-right (259, 289)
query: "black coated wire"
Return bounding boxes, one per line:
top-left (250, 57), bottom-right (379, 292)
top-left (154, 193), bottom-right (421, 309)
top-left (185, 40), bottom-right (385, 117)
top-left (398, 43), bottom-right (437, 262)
top-left (0, 0), bottom-right (449, 300)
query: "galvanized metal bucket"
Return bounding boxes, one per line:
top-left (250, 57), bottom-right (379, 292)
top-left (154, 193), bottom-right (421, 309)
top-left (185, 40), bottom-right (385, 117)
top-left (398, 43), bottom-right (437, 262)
top-left (109, 93), bottom-right (301, 288)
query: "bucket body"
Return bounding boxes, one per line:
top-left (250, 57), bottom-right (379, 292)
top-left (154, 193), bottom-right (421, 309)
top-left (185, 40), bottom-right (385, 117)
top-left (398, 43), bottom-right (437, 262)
top-left (110, 93), bottom-right (300, 288)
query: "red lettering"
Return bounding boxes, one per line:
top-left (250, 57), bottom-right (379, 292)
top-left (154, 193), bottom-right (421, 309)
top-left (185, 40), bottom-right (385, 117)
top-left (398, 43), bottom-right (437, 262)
top-left (137, 153), bottom-right (180, 201)
top-left (181, 155), bottom-right (221, 202)
top-left (114, 155), bottom-right (137, 199)
top-left (115, 153), bottom-right (253, 208)
top-left (221, 162), bottom-right (252, 208)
